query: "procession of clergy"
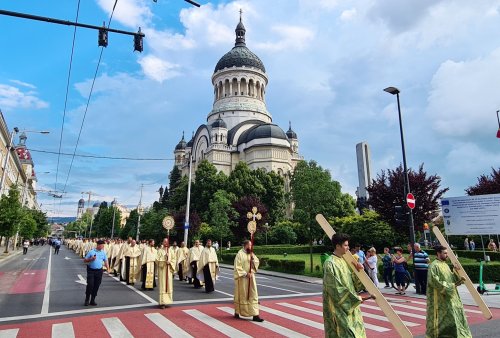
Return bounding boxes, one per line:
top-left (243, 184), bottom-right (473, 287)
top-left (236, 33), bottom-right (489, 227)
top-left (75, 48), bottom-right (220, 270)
top-left (65, 237), bottom-right (264, 321)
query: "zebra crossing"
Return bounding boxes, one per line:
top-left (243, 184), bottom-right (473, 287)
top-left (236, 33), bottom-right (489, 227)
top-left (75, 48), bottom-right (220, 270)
top-left (0, 295), bottom-right (494, 337)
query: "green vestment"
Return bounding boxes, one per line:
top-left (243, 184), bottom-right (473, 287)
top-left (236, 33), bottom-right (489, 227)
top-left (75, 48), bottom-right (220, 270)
top-left (426, 260), bottom-right (472, 338)
top-left (323, 255), bottom-right (366, 338)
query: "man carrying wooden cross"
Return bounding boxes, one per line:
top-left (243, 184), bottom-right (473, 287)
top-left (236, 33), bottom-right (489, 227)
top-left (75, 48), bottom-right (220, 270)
top-left (323, 233), bottom-right (370, 338)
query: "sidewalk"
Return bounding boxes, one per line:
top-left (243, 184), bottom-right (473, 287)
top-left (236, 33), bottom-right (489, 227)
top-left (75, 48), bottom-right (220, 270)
top-left (220, 264), bottom-right (500, 308)
top-left (0, 248), bottom-right (22, 265)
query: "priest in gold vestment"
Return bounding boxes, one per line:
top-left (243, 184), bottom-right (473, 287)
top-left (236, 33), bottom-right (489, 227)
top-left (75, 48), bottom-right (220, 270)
top-left (156, 238), bottom-right (176, 309)
top-left (140, 239), bottom-right (157, 290)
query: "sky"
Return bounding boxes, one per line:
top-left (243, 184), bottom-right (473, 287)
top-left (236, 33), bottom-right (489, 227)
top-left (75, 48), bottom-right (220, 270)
top-left (1, 0), bottom-right (499, 218)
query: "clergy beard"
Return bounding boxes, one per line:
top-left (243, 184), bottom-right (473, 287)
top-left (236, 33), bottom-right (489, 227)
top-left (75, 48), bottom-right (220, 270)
top-left (245, 248), bottom-right (251, 254)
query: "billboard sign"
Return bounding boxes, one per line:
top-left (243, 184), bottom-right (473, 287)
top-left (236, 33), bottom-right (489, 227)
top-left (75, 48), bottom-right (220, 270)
top-left (441, 193), bottom-right (500, 235)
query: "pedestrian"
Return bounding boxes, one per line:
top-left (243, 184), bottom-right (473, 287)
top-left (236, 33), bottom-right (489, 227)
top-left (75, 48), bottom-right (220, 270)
top-left (488, 239), bottom-right (498, 252)
top-left (83, 240), bottom-right (109, 306)
top-left (227, 241), bottom-right (231, 250)
top-left (22, 239), bottom-right (29, 255)
top-left (197, 239), bottom-right (219, 293)
top-left (140, 239), bottom-right (157, 290)
top-left (355, 244), bottom-right (366, 265)
top-left (426, 245), bottom-right (471, 338)
top-left (323, 233), bottom-right (371, 337)
top-left (176, 241), bottom-right (190, 281)
top-left (469, 239), bottom-right (475, 251)
top-left (464, 237), bottom-right (469, 251)
top-left (392, 247), bottom-right (407, 295)
top-left (123, 240), bottom-right (141, 285)
top-left (213, 240), bottom-right (219, 251)
top-left (233, 240), bottom-right (264, 322)
top-left (364, 247), bottom-right (379, 287)
top-left (381, 247), bottom-right (394, 288)
top-left (411, 243), bottom-right (430, 295)
top-left (156, 238), bottom-right (176, 309)
top-left (54, 238), bottom-right (61, 255)
top-left (189, 240), bottom-right (204, 288)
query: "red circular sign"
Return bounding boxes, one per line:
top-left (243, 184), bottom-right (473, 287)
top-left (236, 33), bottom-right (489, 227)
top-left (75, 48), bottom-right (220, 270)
top-left (407, 193), bottom-right (416, 209)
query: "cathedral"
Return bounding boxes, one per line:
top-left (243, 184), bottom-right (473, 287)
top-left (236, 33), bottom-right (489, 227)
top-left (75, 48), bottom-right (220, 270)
top-left (173, 15), bottom-right (302, 178)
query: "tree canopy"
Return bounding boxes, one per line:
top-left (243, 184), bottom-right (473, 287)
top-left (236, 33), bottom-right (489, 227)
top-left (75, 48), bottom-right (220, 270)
top-left (466, 167), bottom-right (500, 195)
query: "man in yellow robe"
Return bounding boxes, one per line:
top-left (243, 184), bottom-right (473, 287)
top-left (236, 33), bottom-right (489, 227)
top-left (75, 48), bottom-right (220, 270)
top-left (197, 239), bottom-right (219, 293)
top-left (323, 233), bottom-right (369, 338)
top-left (234, 240), bottom-right (264, 322)
top-left (189, 240), bottom-right (204, 288)
top-left (426, 245), bottom-right (471, 338)
top-left (156, 238), bottom-right (176, 308)
top-left (109, 239), bottom-right (121, 276)
top-left (124, 240), bottom-right (142, 285)
top-left (114, 239), bottom-right (129, 281)
top-left (140, 239), bottom-right (157, 290)
top-left (177, 241), bottom-right (190, 281)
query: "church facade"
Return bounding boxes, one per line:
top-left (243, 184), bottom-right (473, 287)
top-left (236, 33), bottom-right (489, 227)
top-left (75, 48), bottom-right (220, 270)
top-left (173, 16), bottom-right (302, 179)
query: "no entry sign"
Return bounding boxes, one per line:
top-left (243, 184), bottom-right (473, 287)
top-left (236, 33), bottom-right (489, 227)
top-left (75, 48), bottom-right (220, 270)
top-left (407, 193), bottom-right (416, 210)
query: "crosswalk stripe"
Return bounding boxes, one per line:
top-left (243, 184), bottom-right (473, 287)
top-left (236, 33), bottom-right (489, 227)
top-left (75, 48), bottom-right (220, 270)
top-left (259, 305), bottom-right (323, 330)
top-left (145, 313), bottom-right (193, 338)
top-left (217, 306), bottom-right (310, 338)
top-left (51, 323), bottom-right (75, 338)
top-left (300, 300), bottom-right (419, 327)
top-left (383, 296), bottom-right (482, 314)
top-left (303, 300), bottom-right (427, 321)
top-left (184, 309), bottom-right (252, 338)
top-left (0, 329), bottom-right (19, 338)
top-left (279, 303), bottom-right (390, 332)
top-left (365, 299), bottom-right (426, 312)
top-left (101, 317), bottom-right (134, 338)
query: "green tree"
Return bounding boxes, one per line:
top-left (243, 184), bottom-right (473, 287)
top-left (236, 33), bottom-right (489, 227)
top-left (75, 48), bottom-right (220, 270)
top-left (209, 190), bottom-right (237, 248)
top-left (192, 160), bottom-right (227, 220)
top-left (169, 176), bottom-right (189, 211)
top-left (290, 160), bottom-right (355, 271)
top-left (169, 165), bottom-right (182, 192)
top-left (253, 169), bottom-right (286, 224)
top-left (331, 210), bottom-right (395, 249)
top-left (227, 162), bottom-right (266, 198)
top-left (139, 208), bottom-right (174, 244)
top-left (93, 204), bottom-right (122, 238)
top-left (231, 196), bottom-right (268, 242)
top-left (27, 209), bottom-right (49, 238)
top-left (0, 186), bottom-right (24, 252)
top-left (120, 209), bottom-right (139, 239)
top-left (18, 211), bottom-right (36, 240)
top-left (268, 221), bottom-right (297, 244)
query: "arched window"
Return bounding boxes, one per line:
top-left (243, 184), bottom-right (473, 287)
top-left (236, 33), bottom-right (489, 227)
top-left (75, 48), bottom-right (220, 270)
top-left (232, 78), bottom-right (238, 95)
top-left (224, 79), bottom-right (230, 97)
top-left (240, 78), bottom-right (247, 95)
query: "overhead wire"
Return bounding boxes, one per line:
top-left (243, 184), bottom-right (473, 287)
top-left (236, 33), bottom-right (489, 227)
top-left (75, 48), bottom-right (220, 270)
top-left (61, 0), bottom-right (120, 195)
top-left (30, 148), bottom-right (173, 161)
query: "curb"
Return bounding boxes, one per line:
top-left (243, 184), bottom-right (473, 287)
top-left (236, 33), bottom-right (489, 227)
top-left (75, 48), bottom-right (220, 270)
top-left (219, 263), bottom-right (323, 285)
top-left (0, 249), bottom-right (22, 265)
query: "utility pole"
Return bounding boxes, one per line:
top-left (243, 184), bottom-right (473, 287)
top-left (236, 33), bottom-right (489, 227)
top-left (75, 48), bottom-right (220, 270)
top-left (81, 191), bottom-right (96, 238)
top-left (183, 153), bottom-right (193, 246)
top-left (111, 198), bottom-right (117, 238)
top-left (136, 184), bottom-right (143, 242)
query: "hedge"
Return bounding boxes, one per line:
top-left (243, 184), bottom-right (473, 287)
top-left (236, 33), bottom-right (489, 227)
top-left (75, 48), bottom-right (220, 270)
top-left (224, 245), bottom-right (329, 256)
top-left (265, 259), bottom-right (305, 274)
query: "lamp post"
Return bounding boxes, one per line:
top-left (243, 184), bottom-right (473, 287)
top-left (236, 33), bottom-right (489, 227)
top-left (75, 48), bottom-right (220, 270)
top-left (136, 184), bottom-right (144, 241)
top-left (496, 110), bottom-right (500, 139)
top-left (111, 198), bottom-right (117, 238)
top-left (383, 86), bottom-right (416, 249)
top-left (183, 152), bottom-right (193, 245)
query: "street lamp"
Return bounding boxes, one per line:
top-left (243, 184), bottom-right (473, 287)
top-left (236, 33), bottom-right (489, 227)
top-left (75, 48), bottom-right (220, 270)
top-left (111, 198), bottom-right (117, 238)
top-left (496, 110), bottom-right (500, 139)
top-left (383, 86), bottom-right (416, 249)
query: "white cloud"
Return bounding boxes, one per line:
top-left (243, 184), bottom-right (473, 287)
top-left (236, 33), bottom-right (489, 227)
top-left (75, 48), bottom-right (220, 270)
top-left (96, 0), bottom-right (152, 28)
top-left (9, 79), bottom-right (36, 89)
top-left (340, 8), bottom-right (357, 21)
top-left (0, 84), bottom-right (48, 110)
top-left (445, 142), bottom-right (500, 176)
top-left (138, 55), bottom-right (180, 82)
top-left (255, 25), bottom-right (314, 52)
top-left (426, 48), bottom-right (500, 137)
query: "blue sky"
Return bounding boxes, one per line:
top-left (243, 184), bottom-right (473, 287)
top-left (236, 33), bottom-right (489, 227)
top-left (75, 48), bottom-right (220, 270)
top-left (1, 0), bottom-right (499, 218)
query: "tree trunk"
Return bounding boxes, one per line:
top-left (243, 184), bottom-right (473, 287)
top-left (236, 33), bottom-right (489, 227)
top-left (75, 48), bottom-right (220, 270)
top-left (4, 236), bottom-right (9, 253)
top-left (309, 230), bottom-right (313, 273)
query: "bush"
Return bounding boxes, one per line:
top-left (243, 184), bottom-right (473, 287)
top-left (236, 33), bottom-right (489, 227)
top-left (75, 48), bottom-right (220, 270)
top-left (223, 245), bottom-right (329, 255)
top-left (265, 258), bottom-right (305, 274)
top-left (268, 222), bottom-right (297, 245)
top-left (221, 253), bottom-right (237, 263)
top-left (461, 263), bottom-right (500, 283)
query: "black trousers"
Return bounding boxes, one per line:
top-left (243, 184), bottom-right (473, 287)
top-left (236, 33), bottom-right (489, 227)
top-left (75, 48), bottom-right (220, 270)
top-left (125, 257), bottom-right (131, 284)
top-left (191, 261), bottom-right (201, 288)
top-left (141, 264), bottom-right (156, 289)
top-left (54, 246), bottom-right (60, 255)
top-left (85, 268), bottom-right (103, 301)
top-left (203, 264), bottom-right (214, 293)
top-left (178, 262), bottom-right (184, 281)
top-left (23, 247), bottom-right (28, 254)
top-left (383, 267), bottom-right (394, 287)
top-left (414, 269), bottom-right (428, 294)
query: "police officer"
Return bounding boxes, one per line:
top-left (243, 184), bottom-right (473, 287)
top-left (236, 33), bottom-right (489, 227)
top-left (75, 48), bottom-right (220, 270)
top-left (83, 239), bottom-right (109, 306)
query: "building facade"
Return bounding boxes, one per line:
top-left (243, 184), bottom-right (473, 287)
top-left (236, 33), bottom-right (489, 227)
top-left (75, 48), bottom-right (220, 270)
top-left (173, 16), bottom-right (302, 179)
top-left (0, 111), bottom-right (38, 208)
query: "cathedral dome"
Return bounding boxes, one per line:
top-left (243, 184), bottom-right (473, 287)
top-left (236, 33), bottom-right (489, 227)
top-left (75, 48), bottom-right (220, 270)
top-left (211, 115), bottom-right (227, 129)
top-left (92, 202), bottom-right (100, 208)
top-left (175, 133), bottom-right (187, 150)
top-left (238, 123), bottom-right (288, 145)
top-left (286, 122), bottom-right (297, 140)
top-left (214, 15), bottom-right (266, 73)
top-left (78, 198), bottom-right (85, 207)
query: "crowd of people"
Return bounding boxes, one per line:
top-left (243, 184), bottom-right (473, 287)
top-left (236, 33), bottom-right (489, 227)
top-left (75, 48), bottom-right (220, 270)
top-left (64, 237), bottom-right (264, 322)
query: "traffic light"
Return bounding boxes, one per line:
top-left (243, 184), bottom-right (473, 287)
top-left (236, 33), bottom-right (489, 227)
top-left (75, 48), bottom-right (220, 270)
top-left (394, 205), bottom-right (407, 226)
top-left (134, 27), bottom-right (143, 52)
top-left (98, 22), bottom-right (108, 47)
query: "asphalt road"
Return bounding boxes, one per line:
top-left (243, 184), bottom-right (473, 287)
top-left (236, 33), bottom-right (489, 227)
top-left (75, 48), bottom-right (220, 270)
top-left (0, 244), bottom-right (322, 324)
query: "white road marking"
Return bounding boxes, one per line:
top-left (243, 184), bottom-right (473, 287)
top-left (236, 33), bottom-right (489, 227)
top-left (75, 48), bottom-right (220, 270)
top-left (214, 289), bottom-right (233, 297)
top-left (304, 300), bottom-right (427, 321)
top-left (184, 309), bottom-right (252, 338)
top-left (109, 275), bottom-right (157, 304)
top-left (145, 313), bottom-right (193, 338)
top-left (259, 305), bottom-right (324, 330)
top-left (366, 299), bottom-right (427, 312)
top-left (218, 306), bottom-right (310, 338)
top-left (383, 296), bottom-right (482, 314)
top-left (41, 247), bottom-right (52, 314)
top-left (279, 302), bottom-right (390, 332)
top-left (219, 271), bottom-right (269, 280)
top-left (64, 257), bottom-right (71, 260)
top-left (101, 317), bottom-right (133, 338)
top-left (256, 283), bottom-right (302, 294)
top-left (0, 329), bottom-right (19, 338)
top-left (75, 274), bottom-right (86, 285)
top-left (51, 322), bottom-right (75, 338)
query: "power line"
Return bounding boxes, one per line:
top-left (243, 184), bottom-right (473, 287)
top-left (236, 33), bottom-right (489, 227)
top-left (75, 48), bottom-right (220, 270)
top-left (55, 0), bottom-right (81, 194)
top-left (61, 0), bottom-right (119, 194)
top-left (30, 148), bottom-right (173, 161)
